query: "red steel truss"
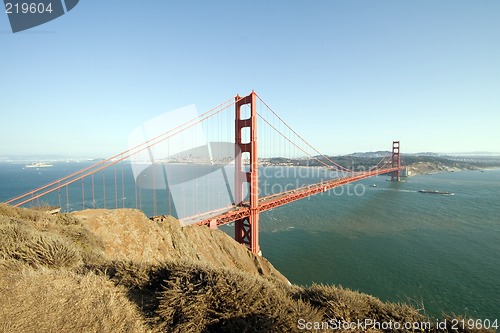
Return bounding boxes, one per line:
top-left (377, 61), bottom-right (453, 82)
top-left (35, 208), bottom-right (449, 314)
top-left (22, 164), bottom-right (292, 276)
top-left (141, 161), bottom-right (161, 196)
top-left (197, 167), bottom-right (401, 228)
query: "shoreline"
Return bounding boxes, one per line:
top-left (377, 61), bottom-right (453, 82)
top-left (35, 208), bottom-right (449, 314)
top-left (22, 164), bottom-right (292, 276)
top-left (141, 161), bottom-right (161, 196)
top-left (406, 162), bottom-right (500, 176)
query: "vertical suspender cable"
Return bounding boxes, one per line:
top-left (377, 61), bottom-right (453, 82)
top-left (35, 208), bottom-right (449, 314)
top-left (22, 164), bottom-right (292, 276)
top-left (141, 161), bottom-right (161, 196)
top-left (66, 184), bottom-right (69, 212)
top-left (81, 178), bottom-right (85, 210)
top-left (152, 162), bottom-right (157, 216)
top-left (121, 159), bottom-right (125, 208)
top-left (58, 181), bottom-right (61, 209)
top-left (114, 165), bottom-right (118, 209)
top-left (135, 175), bottom-right (138, 209)
top-left (103, 171), bottom-right (106, 209)
top-left (91, 173), bottom-right (95, 209)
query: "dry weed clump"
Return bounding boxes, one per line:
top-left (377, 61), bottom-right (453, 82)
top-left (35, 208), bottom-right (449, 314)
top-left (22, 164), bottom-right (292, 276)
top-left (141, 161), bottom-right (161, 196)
top-left (298, 283), bottom-right (425, 324)
top-left (91, 260), bottom-right (324, 333)
top-left (0, 266), bottom-right (149, 333)
top-left (297, 284), bottom-right (495, 333)
top-left (154, 261), bottom-right (323, 333)
top-left (0, 203), bottom-right (74, 229)
top-left (0, 205), bottom-right (105, 268)
top-left (0, 219), bottom-right (82, 268)
top-left (0, 204), bottom-right (103, 245)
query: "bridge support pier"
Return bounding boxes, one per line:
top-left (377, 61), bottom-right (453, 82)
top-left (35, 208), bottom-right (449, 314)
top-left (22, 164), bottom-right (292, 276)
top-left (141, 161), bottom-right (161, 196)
top-left (234, 91), bottom-right (261, 255)
top-left (391, 141), bottom-right (401, 181)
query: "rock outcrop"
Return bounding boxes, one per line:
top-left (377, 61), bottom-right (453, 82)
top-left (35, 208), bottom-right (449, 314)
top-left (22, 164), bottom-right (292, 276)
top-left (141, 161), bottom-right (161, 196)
top-left (72, 209), bottom-right (288, 284)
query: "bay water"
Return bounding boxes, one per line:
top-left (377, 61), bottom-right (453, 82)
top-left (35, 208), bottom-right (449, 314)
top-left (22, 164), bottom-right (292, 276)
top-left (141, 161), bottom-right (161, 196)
top-left (257, 168), bottom-right (500, 319)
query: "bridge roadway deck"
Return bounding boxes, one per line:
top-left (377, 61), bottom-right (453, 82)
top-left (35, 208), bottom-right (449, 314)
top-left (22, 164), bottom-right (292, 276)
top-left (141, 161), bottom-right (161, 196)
top-left (178, 167), bottom-right (400, 227)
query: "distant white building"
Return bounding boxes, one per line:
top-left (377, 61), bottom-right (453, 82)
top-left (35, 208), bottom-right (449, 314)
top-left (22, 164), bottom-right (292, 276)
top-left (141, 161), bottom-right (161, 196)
top-left (400, 167), bottom-right (411, 177)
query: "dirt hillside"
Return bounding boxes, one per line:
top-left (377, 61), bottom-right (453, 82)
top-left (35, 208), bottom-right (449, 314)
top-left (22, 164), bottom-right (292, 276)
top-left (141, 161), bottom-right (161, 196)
top-left (1, 204), bottom-right (491, 333)
top-left (72, 209), bottom-right (288, 283)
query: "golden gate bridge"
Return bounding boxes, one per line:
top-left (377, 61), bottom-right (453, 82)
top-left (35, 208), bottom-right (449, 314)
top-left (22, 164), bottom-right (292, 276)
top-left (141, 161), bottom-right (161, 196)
top-left (3, 91), bottom-right (402, 254)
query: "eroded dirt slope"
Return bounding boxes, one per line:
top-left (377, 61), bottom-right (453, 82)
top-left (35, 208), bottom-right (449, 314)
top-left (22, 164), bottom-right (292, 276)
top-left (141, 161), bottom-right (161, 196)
top-left (72, 209), bottom-right (288, 283)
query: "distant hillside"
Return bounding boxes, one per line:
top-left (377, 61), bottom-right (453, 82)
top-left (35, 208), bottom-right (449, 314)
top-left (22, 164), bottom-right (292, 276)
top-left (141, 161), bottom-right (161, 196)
top-left (0, 205), bottom-right (493, 332)
top-left (403, 155), bottom-right (500, 175)
top-left (263, 153), bottom-right (500, 175)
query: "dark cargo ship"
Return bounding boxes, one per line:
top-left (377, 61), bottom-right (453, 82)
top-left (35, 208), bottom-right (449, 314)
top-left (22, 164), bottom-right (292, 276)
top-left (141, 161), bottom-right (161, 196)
top-left (418, 189), bottom-right (454, 195)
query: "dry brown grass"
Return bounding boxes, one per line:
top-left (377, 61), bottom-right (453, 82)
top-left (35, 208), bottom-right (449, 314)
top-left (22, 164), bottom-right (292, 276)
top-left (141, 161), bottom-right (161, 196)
top-left (156, 262), bottom-right (323, 333)
top-left (0, 220), bottom-right (82, 268)
top-left (298, 283), bottom-right (425, 324)
top-left (98, 261), bottom-right (493, 333)
top-left (95, 260), bottom-right (323, 333)
top-left (0, 264), bottom-right (149, 333)
top-left (0, 204), bottom-right (105, 268)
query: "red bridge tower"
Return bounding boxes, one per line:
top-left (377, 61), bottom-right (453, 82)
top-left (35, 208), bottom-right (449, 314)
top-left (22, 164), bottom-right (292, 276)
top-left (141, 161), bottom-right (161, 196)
top-left (391, 141), bottom-right (401, 181)
top-left (234, 91), bottom-right (261, 255)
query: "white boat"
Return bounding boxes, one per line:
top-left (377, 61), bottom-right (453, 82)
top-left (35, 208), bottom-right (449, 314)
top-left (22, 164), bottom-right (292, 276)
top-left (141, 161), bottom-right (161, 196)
top-left (25, 162), bottom-right (54, 168)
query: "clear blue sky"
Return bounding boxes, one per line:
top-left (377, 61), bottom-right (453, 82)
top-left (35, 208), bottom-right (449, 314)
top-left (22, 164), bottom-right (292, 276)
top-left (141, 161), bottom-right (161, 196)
top-left (1, 1), bottom-right (499, 157)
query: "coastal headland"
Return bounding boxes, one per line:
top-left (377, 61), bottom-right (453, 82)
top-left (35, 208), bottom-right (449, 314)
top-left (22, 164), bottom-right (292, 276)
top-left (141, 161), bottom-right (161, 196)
top-left (262, 153), bottom-right (500, 176)
top-left (0, 204), bottom-right (495, 332)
